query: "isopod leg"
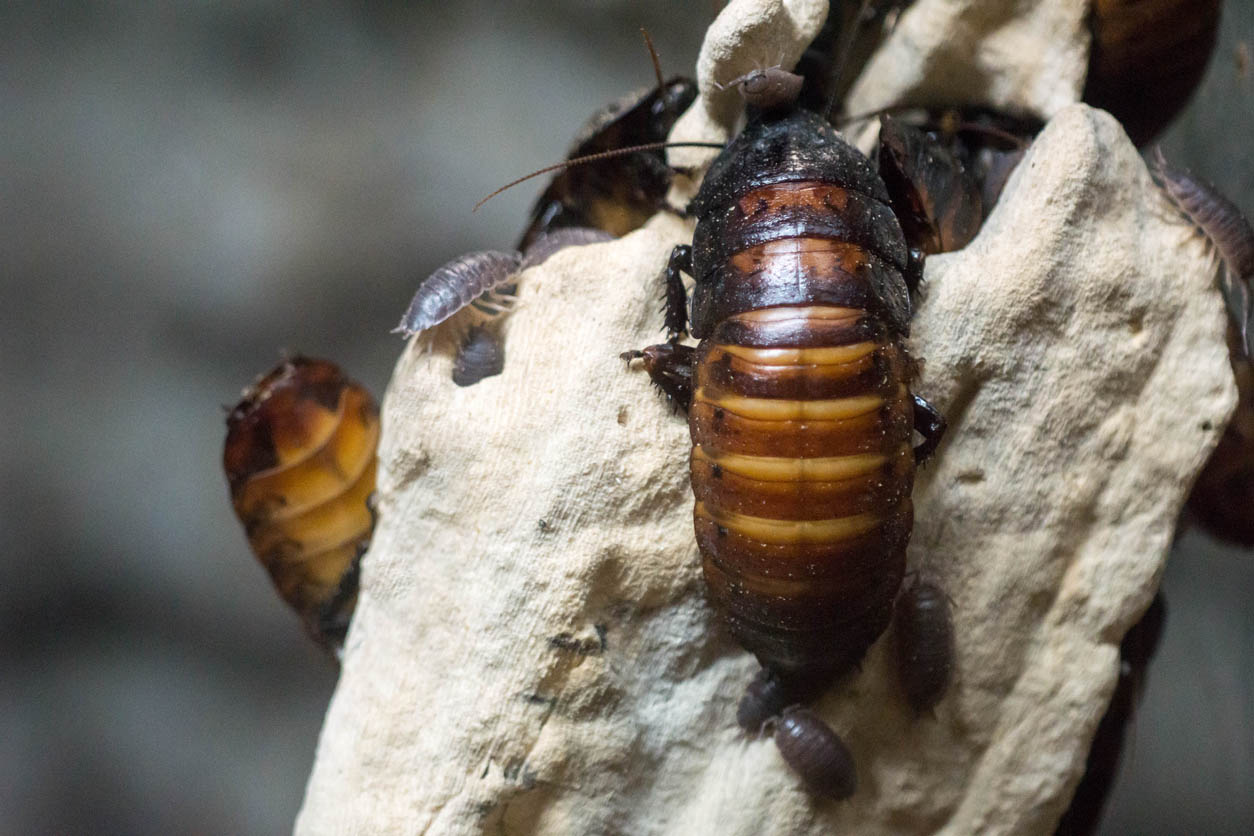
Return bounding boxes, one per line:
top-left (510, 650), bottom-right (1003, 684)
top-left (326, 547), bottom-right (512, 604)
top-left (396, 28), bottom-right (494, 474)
top-left (664, 244), bottom-right (692, 340)
top-left (912, 393), bottom-right (947, 464)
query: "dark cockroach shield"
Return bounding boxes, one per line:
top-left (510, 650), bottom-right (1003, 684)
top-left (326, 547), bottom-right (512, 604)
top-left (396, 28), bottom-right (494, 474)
top-left (630, 80), bottom-right (977, 795)
top-left (223, 357), bottom-right (380, 650)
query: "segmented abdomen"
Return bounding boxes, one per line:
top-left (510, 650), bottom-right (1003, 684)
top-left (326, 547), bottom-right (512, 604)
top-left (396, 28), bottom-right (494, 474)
top-left (224, 358), bottom-right (379, 629)
top-left (689, 184), bottom-right (915, 682)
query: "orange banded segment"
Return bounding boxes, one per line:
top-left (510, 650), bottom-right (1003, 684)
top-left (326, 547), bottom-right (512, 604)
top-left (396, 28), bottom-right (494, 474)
top-left (696, 501), bottom-right (882, 545)
top-left (694, 388), bottom-right (886, 421)
top-left (692, 446), bottom-right (888, 482)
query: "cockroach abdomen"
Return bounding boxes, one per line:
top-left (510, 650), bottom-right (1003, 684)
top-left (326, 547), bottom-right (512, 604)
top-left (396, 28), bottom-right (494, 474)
top-left (894, 579), bottom-right (954, 713)
top-left (223, 356), bottom-right (380, 649)
top-left (773, 707), bottom-right (857, 801)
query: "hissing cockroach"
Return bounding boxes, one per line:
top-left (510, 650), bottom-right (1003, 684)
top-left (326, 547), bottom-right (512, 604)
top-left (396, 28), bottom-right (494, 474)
top-left (223, 357), bottom-right (380, 650)
top-left (628, 73), bottom-right (979, 796)
top-left (894, 578), bottom-right (954, 713)
top-left (773, 707), bottom-right (858, 801)
top-left (1083, 0), bottom-right (1221, 146)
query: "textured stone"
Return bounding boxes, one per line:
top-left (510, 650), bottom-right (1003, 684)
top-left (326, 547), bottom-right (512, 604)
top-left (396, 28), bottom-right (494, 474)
top-left (296, 3), bottom-right (1236, 834)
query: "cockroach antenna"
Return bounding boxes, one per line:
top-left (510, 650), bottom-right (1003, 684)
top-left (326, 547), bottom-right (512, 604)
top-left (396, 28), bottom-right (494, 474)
top-left (640, 27), bottom-right (666, 101)
top-left (472, 140), bottom-right (725, 213)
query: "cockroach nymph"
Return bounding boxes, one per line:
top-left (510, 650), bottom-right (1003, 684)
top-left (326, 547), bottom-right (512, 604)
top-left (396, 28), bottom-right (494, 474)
top-left (893, 577), bottom-right (954, 713)
top-left (772, 707), bottom-right (858, 801)
top-left (223, 356), bottom-right (380, 651)
top-left (627, 66), bottom-right (979, 796)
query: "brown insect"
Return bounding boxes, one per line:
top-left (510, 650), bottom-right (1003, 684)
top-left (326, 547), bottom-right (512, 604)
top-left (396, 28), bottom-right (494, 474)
top-left (223, 357), bottom-right (380, 650)
top-left (627, 71), bottom-right (980, 796)
top-left (1084, 0), bottom-right (1221, 146)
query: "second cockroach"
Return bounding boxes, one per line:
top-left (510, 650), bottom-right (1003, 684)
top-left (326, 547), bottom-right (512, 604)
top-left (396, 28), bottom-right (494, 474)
top-left (627, 68), bottom-right (979, 797)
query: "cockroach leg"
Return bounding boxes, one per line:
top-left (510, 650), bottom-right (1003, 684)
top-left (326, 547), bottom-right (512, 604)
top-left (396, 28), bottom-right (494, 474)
top-left (912, 393), bottom-right (947, 464)
top-left (624, 342), bottom-right (696, 411)
top-left (664, 244), bottom-right (693, 340)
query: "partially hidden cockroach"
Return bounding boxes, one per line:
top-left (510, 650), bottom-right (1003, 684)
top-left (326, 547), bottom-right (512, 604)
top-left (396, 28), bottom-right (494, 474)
top-left (223, 356), bottom-right (380, 651)
top-left (1084, 0), bottom-right (1221, 146)
top-left (894, 577), bottom-right (954, 713)
top-left (395, 61), bottom-right (697, 384)
top-left (627, 67), bottom-right (981, 796)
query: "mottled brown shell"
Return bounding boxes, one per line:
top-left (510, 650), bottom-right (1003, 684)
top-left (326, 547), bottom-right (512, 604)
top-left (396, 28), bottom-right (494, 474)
top-left (223, 357), bottom-right (379, 642)
top-left (1084, 0), bottom-right (1221, 145)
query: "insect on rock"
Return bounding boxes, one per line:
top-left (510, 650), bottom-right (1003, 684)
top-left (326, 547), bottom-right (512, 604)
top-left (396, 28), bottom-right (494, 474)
top-left (223, 356), bottom-right (380, 652)
top-left (625, 64), bottom-right (979, 798)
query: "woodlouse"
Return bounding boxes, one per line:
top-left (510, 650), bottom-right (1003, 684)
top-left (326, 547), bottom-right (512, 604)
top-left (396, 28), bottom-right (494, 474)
top-left (894, 577), bottom-right (954, 713)
top-left (1152, 148), bottom-right (1254, 356)
top-left (773, 707), bottom-right (858, 801)
top-left (223, 356), bottom-right (380, 650)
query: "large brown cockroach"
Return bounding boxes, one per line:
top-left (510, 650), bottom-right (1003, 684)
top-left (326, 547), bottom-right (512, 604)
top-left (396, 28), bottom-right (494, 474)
top-left (396, 66), bottom-right (697, 385)
top-left (1084, 0), bottom-right (1221, 146)
top-left (1152, 150), bottom-right (1254, 545)
top-left (223, 356), bottom-right (380, 651)
top-left (626, 70), bottom-right (981, 797)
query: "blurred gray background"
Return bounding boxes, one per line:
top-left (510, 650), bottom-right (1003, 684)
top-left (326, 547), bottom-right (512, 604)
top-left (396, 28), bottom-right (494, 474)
top-left (0, 1), bottom-right (1249, 833)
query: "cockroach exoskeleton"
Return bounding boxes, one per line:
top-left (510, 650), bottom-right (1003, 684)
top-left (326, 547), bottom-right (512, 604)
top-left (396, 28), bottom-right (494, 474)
top-left (772, 707), bottom-right (859, 801)
top-left (1084, 0), bottom-right (1222, 146)
top-left (625, 63), bottom-right (986, 796)
top-left (223, 356), bottom-right (380, 652)
top-left (893, 576), bottom-right (954, 713)
top-left (517, 75), bottom-right (697, 252)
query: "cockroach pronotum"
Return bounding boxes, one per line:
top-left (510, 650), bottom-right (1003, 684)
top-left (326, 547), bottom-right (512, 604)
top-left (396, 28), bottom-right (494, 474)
top-left (1152, 149), bottom-right (1254, 546)
top-left (893, 577), bottom-right (954, 713)
top-left (626, 66), bottom-right (982, 796)
top-left (223, 356), bottom-right (380, 651)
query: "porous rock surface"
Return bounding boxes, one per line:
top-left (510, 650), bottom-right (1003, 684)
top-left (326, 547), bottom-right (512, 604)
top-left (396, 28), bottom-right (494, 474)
top-left (296, 4), bottom-right (1236, 834)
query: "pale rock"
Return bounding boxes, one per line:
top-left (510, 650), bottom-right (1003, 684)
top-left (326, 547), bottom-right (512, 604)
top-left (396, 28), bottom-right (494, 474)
top-left (666, 0), bottom-right (827, 174)
top-left (296, 6), bottom-right (1237, 835)
top-left (842, 0), bottom-right (1091, 122)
